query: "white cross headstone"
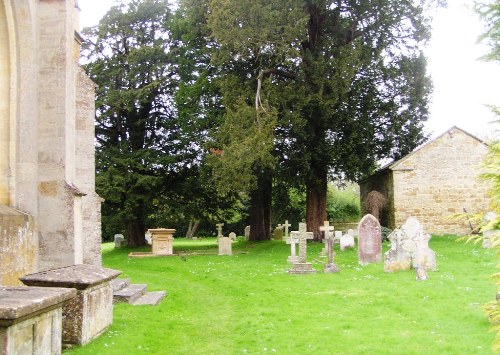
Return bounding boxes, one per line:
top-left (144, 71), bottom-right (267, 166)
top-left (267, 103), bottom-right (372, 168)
top-left (216, 223), bottom-right (224, 238)
top-left (283, 220), bottom-right (291, 238)
top-left (319, 221), bottom-right (334, 256)
top-left (288, 223), bottom-right (316, 274)
top-left (285, 232), bottom-right (299, 263)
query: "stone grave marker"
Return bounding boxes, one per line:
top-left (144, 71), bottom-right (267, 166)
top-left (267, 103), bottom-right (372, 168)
top-left (283, 220), bottom-right (291, 238)
top-left (274, 225), bottom-right (284, 240)
top-left (340, 232), bottom-right (355, 251)
top-left (334, 230), bottom-right (342, 244)
top-left (216, 223), bottom-right (224, 238)
top-left (114, 234), bottom-right (125, 248)
top-left (285, 232), bottom-right (299, 264)
top-left (357, 214), bottom-right (382, 265)
top-left (319, 221), bottom-right (334, 256)
top-left (229, 232), bottom-right (237, 241)
top-left (218, 237), bottom-right (232, 255)
top-left (244, 225), bottom-right (251, 240)
top-left (288, 223), bottom-right (316, 274)
top-left (145, 230), bottom-right (152, 245)
top-left (323, 227), bottom-right (340, 273)
top-left (384, 217), bottom-right (436, 274)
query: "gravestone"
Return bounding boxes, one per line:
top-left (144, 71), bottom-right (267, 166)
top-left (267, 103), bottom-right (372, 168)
top-left (319, 221), bottom-right (334, 256)
top-left (323, 228), bottom-right (339, 273)
top-left (483, 212), bottom-right (497, 249)
top-left (357, 214), bottom-right (382, 265)
top-left (216, 223), bottom-right (224, 238)
top-left (114, 234), bottom-right (125, 248)
top-left (145, 230), bottom-right (152, 245)
top-left (244, 225), bottom-right (251, 240)
top-left (273, 226), bottom-right (284, 240)
top-left (384, 217), bottom-right (436, 273)
top-left (284, 233), bottom-right (299, 264)
top-left (218, 237), bottom-right (232, 255)
top-left (288, 223), bottom-right (316, 274)
top-left (334, 230), bottom-right (343, 244)
top-left (340, 233), bottom-right (355, 251)
top-left (229, 232), bottom-right (237, 241)
top-left (283, 220), bottom-right (291, 238)
top-left (149, 228), bottom-right (175, 255)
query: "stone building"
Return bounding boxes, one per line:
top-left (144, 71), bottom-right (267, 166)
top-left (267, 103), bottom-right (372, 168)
top-left (359, 127), bottom-right (490, 235)
top-left (0, 0), bottom-right (101, 286)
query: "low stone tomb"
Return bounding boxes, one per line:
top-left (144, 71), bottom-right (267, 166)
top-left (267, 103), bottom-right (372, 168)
top-left (149, 228), bottom-right (175, 255)
top-left (384, 217), bottom-right (436, 274)
top-left (340, 232), bottom-right (355, 251)
top-left (20, 264), bottom-right (121, 346)
top-left (357, 214), bottom-right (382, 265)
top-left (218, 237), bottom-right (232, 255)
top-left (114, 234), bottom-right (126, 248)
top-left (0, 286), bottom-right (76, 355)
top-left (288, 223), bottom-right (316, 274)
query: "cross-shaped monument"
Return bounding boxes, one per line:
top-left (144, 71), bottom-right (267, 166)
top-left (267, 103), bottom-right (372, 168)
top-left (319, 222), bottom-right (339, 273)
top-left (285, 232), bottom-right (299, 264)
top-left (319, 221), bottom-right (334, 256)
top-left (283, 220), bottom-right (291, 238)
top-left (216, 223), bottom-right (224, 238)
top-left (288, 222), bottom-right (316, 274)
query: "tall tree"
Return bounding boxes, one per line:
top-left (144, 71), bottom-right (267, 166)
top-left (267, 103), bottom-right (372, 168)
top-left (81, 0), bottom-right (180, 246)
top-left (207, 0), bottom-right (436, 239)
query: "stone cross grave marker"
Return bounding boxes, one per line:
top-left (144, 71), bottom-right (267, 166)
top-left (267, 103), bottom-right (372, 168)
top-left (216, 223), bottom-right (224, 238)
top-left (288, 223), bottom-right (316, 274)
top-left (283, 220), bottom-right (291, 238)
top-left (319, 221), bottom-right (334, 256)
top-left (285, 232), bottom-right (299, 264)
top-left (320, 222), bottom-right (339, 273)
top-left (357, 214), bottom-right (382, 265)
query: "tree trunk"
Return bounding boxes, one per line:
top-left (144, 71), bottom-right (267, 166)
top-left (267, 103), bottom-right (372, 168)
top-left (249, 170), bottom-right (272, 241)
top-left (124, 203), bottom-right (146, 247)
top-left (306, 173), bottom-right (327, 241)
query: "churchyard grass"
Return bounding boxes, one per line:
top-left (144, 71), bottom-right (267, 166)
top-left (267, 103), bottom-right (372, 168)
top-left (67, 236), bottom-right (496, 354)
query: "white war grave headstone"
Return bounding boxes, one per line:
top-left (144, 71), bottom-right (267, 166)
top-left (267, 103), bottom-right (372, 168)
top-left (288, 223), bottom-right (316, 274)
top-left (384, 217), bottom-right (436, 278)
top-left (319, 221), bottom-right (334, 256)
top-left (357, 214), bottom-right (382, 265)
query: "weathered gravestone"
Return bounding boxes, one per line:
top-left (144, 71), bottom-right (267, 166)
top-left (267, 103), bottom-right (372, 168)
top-left (340, 232), bottom-right (355, 251)
top-left (334, 230), bottom-right (342, 244)
top-left (357, 214), bottom-right (382, 265)
top-left (244, 226), bottom-right (251, 240)
top-left (319, 221), bottom-right (334, 256)
top-left (323, 228), bottom-right (340, 273)
top-left (145, 230), bottom-right (152, 245)
top-left (384, 217), bottom-right (436, 273)
top-left (218, 237), bottom-right (232, 255)
top-left (273, 225), bottom-right (284, 240)
top-left (114, 234), bottom-right (125, 248)
top-left (284, 233), bottom-right (299, 264)
top-left (288, 223), bottom-right (316, 274)
top-left (216, 223), bottom-right (224, 238)
top-left (229, 232), bottom-right (237, 241)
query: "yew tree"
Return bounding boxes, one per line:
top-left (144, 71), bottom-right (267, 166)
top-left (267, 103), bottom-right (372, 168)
top-left (207, 0), bottom-right (436, 239)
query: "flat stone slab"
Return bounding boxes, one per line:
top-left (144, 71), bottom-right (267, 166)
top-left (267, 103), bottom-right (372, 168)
top-left (110, 278), bottom-right (130, 292)
top-left (20, 264), bottom-right (121, 290)
top-left (131, 291), bottom-right (167, 306)
top-left (113, 284), bottom-right (147, 304)
top-left (0, 286), bottom-right (76, 325)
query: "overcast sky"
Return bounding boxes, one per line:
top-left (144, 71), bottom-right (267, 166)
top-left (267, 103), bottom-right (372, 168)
top-left (79, 0), bottom-right (500, 140)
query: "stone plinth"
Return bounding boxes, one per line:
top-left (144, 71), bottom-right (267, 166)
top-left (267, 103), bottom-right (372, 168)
top-left (20, 264), bottom-right (121, 346)
top-left (0, 286), bottom-right (76, 354)
top-left (149, 228), bottom-right (175, 255)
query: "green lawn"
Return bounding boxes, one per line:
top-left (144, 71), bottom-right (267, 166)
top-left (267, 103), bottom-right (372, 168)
top-left (67, 236), bottom-right (496, 354)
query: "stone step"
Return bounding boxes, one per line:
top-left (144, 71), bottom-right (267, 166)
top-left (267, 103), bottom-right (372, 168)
top-left (113, 284), bottom-right (147, 304)
top-left (131, 291), bottom-right (167, 306)
top-left (110, 278), bottom-right (130, 293)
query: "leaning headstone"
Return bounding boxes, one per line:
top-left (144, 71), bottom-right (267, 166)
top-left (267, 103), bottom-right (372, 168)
top-left (273, 226), bottom-right (284, 240)
top-left (384, 217), bottom-right (436, 273)
top-left (216, 223), bottom-right (224, 238)
top-left (483, 212), bottom-right (498, 249)
top-left (340, 233), bottom-right (355, 251)
top-left (357, 214), bottom-right (382, 265)
top-left (319, 221), bottom-right (334, 256)
top-left (114, 234), bottom-right (125, 248)
top-left (244, 225), bottom-right (251, 240)
top-left (229, 232), bottom-right (237, 241)
top-left (218, 237), bottom-right (232, 255)
top-left (288, 223), bottom-right (316, 274)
